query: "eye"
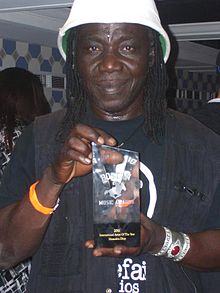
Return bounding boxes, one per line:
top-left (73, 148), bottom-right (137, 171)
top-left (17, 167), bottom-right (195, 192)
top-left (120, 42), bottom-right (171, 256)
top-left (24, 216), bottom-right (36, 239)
top-left (122, 45), bottom-right (135, 52)
top-left (88, 45), bottom-right (100, 53)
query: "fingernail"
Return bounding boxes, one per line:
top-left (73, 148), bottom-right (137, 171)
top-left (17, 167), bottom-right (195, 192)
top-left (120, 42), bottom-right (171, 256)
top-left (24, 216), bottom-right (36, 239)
top-left (84, 158), bottom-right (91, 164)
top-left (94, 250), bottom-right (102, 257)
top-left (114, 247), bottom-right (122, 254)
top-left (109, 138), bottom-right (116, 145)
top-left (97, 136), bottom-right (104, 144)
top-left (87, 243), bottom-right (94, 249)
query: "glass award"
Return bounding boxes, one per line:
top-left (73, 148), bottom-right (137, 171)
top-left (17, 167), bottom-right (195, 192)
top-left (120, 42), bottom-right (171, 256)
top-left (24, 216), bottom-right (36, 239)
top-left (92, 143), bottom-right (141, 248)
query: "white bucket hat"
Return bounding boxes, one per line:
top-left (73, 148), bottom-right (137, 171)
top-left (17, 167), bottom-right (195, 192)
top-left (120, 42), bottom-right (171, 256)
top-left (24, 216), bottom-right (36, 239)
top-left (57, 0), bottom-right (171, 63)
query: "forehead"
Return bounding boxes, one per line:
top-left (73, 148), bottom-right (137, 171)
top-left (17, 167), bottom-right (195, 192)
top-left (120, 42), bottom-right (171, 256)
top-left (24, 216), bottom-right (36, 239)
top-left (76, 23), bottom-right (149, 39)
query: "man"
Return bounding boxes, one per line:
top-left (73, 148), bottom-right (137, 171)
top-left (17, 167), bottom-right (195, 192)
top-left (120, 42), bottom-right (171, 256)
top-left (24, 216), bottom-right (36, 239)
top-left (192, 51), bottom-right (220, 135)
top-left (0, 0), bottom-right (220, 292)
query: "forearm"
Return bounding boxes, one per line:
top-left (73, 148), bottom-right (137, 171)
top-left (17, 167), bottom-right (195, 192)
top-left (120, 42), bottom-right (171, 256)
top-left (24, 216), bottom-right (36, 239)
top-left (149, 226), bottom-right (220, 271)
top-left (141, 217), bottom-right (220, 272)
top-left (181, 230), bottom-right (220, 271)
top-left (0, 168), bottom-right (64, 268)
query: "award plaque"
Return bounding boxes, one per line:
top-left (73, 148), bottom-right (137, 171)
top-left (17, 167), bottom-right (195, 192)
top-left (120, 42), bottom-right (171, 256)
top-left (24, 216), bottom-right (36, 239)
top-left (92, 143), bottom-right (141, 248)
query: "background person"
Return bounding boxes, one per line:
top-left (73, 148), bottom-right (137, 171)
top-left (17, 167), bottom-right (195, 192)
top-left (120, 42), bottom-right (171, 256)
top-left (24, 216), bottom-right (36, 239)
top-left (0, 1), bottom-right (220, 292)
top-left (192, 51), bottom-right (220, 134)
top-left (0, 67), bottom-right (51, 178)
top-left (0, 67), bottom-right (50, 292)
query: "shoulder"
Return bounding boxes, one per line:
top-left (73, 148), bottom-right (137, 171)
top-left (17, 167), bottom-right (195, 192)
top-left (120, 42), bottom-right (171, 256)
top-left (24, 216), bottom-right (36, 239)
top-left (166, 109), bottom-right (220, 153)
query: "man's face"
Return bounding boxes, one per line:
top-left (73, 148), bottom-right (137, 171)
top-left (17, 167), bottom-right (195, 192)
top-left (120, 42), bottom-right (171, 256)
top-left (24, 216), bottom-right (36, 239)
top-left (75, 23), bottom-right (152, 120)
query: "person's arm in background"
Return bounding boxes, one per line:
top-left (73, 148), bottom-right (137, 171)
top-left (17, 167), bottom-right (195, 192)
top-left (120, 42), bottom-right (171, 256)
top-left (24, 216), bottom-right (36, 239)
top-left (0, 124), bottom-right (116, 269)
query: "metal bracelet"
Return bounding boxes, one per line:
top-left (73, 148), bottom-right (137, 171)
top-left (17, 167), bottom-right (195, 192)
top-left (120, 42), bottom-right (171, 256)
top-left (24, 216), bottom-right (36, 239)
top-left (173, 233), bottom-right (190, 262)
top-left (152, 227), bottom-right (190, 262)
top-left (166, 231), bottom-right (185, 259)
top-left (165, 231), bottom-right (190, 261)
top-left (152, 227), bottom-right (172, 256)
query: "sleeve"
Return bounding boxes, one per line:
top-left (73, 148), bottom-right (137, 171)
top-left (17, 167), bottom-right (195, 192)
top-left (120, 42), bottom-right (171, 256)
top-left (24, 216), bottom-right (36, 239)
top-left (0, 124), bottom-right (36, 208)
top-left (204, 183), bottom-right (220, 229)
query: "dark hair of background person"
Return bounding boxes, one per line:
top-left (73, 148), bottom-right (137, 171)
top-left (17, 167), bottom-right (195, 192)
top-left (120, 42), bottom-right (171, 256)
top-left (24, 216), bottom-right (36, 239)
top-left (0, 67), bottom-right (51, 151)
top-left (60, 28), bottom-right (168, 143)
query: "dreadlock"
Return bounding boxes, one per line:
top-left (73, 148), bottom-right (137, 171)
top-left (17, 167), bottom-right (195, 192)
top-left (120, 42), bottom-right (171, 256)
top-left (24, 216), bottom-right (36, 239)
top-left (142, 30), bottom-right (168, 142)
top-left (58, 29), bottom-right (87, 140)
top-left (58, 27), bottom-right (168, 143)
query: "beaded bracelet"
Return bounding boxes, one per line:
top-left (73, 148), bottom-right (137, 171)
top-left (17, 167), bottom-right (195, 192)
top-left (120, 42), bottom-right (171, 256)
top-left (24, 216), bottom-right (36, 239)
top-left (29, 181), bottom-right (60, 215)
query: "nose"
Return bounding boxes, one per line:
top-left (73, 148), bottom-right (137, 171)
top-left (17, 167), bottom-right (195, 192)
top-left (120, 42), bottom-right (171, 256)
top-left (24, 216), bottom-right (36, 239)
top-left (99, 52), bottom-right (123, 73)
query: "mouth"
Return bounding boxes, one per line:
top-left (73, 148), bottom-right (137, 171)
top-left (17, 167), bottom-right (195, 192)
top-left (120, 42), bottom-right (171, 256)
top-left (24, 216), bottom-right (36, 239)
top-left (95, 79), bottom-right (128, 95)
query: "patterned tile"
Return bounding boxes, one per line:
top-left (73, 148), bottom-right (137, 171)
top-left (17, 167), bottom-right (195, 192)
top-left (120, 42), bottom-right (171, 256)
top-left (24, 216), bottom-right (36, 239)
top-left (12, 50), bottom-right (19, 61)
top-left (52, 90), bottom-right (63, 103)
top-left (25, 52), bottom-right (31, 63)
top-left (52, 47), bottom-right (62, 62)
top-left (3, 39), bottom-right (16, 54)
top-left (0, 49), bottom-right (6, 59)
top-left (2, 55), bottom-right (15, 68)
top-left (29, 44), bottom-right (41, 58)
top-left (40, 60), bottom-right (52, 72)
top-left (0, 37), bottom-right (66, 112)
top-left (16, 57), bottom-right (28, 70)
top-left (16, 42), bottom-right (28, 57)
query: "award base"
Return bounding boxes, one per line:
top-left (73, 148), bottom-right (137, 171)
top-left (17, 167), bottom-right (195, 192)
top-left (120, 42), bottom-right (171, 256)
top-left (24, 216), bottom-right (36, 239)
top-left (94, 222), bottom-right (140, 248)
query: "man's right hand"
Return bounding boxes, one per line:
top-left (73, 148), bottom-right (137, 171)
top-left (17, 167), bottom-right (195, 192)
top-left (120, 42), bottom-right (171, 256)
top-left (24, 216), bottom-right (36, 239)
top-left (49, 123), bottom-right (117, 184)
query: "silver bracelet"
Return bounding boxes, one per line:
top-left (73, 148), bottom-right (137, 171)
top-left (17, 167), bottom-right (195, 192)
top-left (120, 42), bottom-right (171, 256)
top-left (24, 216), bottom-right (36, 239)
top-left (152, 227), bottom-right (172, 256)
top-left (173, 233), bottom-right (190, 262)
top-left (152, 227), bottom-right (190, 262)
top-left (165, 231), bottom-right (190, 262)
top-left (166, 231), bottom-right (185, 259)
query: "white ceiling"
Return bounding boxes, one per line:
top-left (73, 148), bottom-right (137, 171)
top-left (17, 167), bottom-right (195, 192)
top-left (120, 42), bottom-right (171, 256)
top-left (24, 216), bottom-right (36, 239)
top-left (0, 0), bottom-right (219, 72)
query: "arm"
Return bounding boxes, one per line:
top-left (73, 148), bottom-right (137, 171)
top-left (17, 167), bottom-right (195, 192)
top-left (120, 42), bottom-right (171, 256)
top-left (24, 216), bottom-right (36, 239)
top-left (179, 230), bottom-right (220, 271)
top-left (0, 123), bottom-right (116, 269)
top-left (86, 215), bottom-right (220, 271)
top-left (0, 174), bottom-right (62, 269)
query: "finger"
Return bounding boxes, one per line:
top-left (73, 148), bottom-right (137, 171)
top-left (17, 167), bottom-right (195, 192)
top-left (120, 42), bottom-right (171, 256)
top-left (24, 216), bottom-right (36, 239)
top-left (94, 128), bottom-right (117, 146)
top-left (67, 137), bottom-right (92, 163)
top-left (71, 124), bottom-right (116, 146)
top-left (93, 245), bottom-right (140, 257)
top-left (60, 146), bottom-right (91, 165)
top-left (100, 149), bottom-right (124, 165)
top-left (85, 240), bottom-right (95, 249)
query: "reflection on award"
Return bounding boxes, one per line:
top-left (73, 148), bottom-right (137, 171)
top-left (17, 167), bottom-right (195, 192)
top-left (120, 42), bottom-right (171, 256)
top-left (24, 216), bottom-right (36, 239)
top-left (92, 143), bottom-right (141, 248)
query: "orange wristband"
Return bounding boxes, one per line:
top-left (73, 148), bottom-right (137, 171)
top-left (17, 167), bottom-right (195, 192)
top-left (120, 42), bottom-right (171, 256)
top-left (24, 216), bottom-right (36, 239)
top-left (29, 181), bottom-right (60, 215)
